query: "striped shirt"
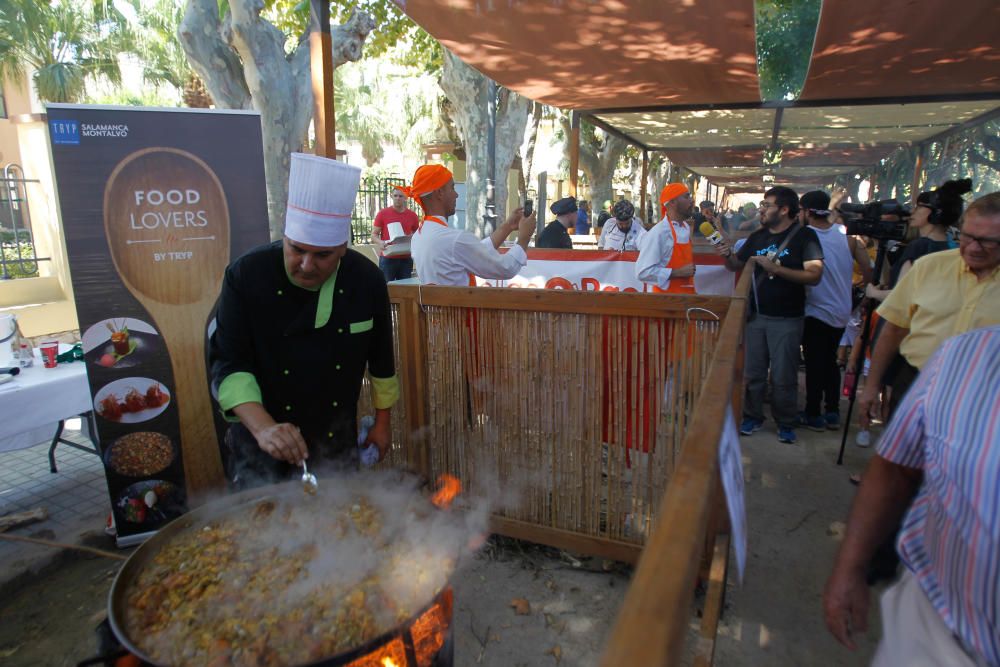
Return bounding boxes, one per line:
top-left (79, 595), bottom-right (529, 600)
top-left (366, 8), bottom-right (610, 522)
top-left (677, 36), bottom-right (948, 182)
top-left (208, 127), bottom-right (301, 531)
top-left (877, 325), bottom-right (1000, 665)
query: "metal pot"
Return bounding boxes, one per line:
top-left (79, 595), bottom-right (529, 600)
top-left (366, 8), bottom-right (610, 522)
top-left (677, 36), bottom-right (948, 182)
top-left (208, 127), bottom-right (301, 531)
top-left (107, 478), bottom-right (455, 666)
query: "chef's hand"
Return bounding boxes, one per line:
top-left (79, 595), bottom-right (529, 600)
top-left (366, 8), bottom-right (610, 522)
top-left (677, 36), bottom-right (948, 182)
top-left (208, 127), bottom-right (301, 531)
top-left (516, 211), bottom-right (537, 248)
top-left (365, 409), bottom-right (392, 462)
top-left (671, 263), bottom-right (696, 279)
top-left (256, 422), bottom-right (309, 465)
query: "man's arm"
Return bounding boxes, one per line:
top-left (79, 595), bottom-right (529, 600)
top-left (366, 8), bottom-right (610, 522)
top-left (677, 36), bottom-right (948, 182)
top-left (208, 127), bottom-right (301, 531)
top-left (757, 257), bottom-right (823, 285)
top-left (366, 272), bottom-right (398, 460)
top-left (490, 207), bottom-right (524, 249)
top-left (849, 236), bottom-right (873, 285)
top-left (371, 212), bottom-right (385, 255)
top-left (210, 264), bottom-right (308, 464)
top-left (857, 320), bottom-right (909, 429)
top-left (823, 455), bottom-right (922, 649)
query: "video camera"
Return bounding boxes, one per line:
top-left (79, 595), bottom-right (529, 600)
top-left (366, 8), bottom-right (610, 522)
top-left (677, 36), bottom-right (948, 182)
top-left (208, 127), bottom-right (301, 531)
top-left (838, 199), bottom-right (910, 241)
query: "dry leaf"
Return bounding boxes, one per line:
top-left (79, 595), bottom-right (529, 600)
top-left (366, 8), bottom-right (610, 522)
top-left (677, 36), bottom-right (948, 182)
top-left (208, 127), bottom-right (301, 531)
top-left (547, 645), bottom-right (563, 663)
top-left (510, 598), bottom-right (531, 615)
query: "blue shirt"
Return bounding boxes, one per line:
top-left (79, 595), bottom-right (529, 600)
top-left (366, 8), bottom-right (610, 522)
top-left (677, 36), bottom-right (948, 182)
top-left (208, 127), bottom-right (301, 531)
top-left (575, 209), bottom-right (590, 235)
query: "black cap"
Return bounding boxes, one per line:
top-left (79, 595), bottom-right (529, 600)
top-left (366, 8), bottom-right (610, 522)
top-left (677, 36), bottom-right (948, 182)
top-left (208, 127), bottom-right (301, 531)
top-left (612, 200), bottom-right (635, 221)
top-left (800, 190), bottom-right (831, 214)
top-left (550, 197), bottom-right (578, 216)
top-left (699, 200), bottom-right (715, 209)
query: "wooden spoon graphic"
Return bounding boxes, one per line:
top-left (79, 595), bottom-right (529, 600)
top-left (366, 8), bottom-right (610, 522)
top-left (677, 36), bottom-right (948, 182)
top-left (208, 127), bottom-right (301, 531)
top-left (104, 147), bottom-right (230, 498)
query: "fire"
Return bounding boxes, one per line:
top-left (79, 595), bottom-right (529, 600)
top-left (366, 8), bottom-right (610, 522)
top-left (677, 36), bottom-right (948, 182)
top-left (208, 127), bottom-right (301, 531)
top-left (431, 474), bottom-right (461, 509)
top-left (381, 659), bottom-right (398, 667)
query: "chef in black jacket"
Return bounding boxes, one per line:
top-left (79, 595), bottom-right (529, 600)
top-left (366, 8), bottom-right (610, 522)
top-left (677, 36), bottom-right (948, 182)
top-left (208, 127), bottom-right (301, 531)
top-left (536, 197), bottom-right (576, 249)
top-left (209, 153), bottom-right (399, 488)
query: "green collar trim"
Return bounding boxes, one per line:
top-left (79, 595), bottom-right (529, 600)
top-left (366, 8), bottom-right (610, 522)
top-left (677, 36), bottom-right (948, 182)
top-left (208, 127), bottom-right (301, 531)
top-left (314, 265), bottom-right (338, 329)
top-left (284, 263), bottom-right (339, 328)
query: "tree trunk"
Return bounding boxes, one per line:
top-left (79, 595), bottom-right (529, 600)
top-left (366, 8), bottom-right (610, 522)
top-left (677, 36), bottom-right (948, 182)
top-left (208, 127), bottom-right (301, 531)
top-left (518, 102), bottom-right (543, 195)
top-left (179, 0), bottom-right (374, 239)
top-left (559, 113), bottom-right (627, 217)
top-left (440, 50), bottom-right (530, 235)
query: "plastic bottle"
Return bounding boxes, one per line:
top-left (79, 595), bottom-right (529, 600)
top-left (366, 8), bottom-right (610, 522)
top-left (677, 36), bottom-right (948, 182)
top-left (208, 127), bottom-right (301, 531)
top-left (18, 342), bottom-right (33, 368)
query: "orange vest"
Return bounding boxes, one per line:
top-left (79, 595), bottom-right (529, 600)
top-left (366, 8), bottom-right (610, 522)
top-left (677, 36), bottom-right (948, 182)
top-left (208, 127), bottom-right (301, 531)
top-left (652, 220), bottom-right (695, 294)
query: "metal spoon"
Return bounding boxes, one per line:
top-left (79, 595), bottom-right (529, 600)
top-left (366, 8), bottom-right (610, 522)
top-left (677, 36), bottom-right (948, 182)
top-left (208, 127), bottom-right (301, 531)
top-left (301, 460), bottom-right (318, 494)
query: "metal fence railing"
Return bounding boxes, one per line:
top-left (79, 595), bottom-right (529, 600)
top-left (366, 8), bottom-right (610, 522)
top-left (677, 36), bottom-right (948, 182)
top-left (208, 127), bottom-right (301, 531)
top-left (1, 164), bottom-right (49, 280)
top-left (351, 175), bottom-right (407, 245)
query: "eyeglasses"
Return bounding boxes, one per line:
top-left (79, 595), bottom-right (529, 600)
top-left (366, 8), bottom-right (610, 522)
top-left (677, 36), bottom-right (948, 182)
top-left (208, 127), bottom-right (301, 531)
top-left (958, 231), bottom-right (1000, 251)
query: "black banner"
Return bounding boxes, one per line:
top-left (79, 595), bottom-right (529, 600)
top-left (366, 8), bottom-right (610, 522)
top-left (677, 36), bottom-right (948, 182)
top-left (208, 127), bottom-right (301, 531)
top-left (47, 105), bottom-right (270, 544)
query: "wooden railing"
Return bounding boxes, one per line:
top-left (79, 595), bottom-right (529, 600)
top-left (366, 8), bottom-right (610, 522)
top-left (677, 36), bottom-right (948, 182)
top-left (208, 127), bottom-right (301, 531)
top-left (601, 268), bottom-right (751, 666)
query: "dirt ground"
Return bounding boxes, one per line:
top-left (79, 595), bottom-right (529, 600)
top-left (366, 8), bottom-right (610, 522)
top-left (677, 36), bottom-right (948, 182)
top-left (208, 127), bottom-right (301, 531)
top-left (0, 415), bottom-right (886, 666)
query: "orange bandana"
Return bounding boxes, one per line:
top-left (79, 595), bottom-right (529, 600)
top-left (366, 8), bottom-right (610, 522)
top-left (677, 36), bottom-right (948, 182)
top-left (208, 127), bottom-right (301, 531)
top-left (402, 165), bottom-right (453, 220)
top-left (659, 183), bottom-right (690, 216)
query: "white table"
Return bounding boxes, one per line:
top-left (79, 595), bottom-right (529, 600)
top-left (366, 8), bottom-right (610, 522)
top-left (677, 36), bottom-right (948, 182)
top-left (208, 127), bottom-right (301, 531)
top-left (0, 349), bottom-right (96, 470)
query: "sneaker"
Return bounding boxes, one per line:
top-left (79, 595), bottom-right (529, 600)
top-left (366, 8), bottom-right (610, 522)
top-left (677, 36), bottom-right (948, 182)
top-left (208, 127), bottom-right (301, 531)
top-left (739, 418), bottom-right (763, 436)
top-left (797, 413), bottom-right (826, 432)
top-left (824, 412), bottom-right (841, 430)
top-left (778, 427), bottom-right (797, 444)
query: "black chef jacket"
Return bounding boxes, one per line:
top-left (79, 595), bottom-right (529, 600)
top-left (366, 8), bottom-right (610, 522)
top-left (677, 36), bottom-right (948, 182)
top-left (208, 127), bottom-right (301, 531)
top-left (536, 220), bottom-right (573, 249)
top-left (209, 241), bottom-right (395, 484)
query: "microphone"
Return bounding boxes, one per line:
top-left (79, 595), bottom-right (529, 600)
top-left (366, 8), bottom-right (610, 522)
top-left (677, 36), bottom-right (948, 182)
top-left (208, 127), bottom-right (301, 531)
top-left (0, 366), bottom-right (20, 376)
top-left (699, 221), bottom-right (724, 246)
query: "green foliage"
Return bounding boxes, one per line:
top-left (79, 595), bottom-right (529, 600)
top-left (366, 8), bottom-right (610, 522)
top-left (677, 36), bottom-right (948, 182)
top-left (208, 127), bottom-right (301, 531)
top-left (755, 0), bottom-right (821, 101)
top-left (111, 0), bottom-right (192, 91)
top-left (259, 0), bottom-right (441, 71)
top-left (334, 58), bottom-right (438, 165)
top-left (0, 0), bottom-right (124, 103)
top-left (1, 242), bottom-right (40, 279)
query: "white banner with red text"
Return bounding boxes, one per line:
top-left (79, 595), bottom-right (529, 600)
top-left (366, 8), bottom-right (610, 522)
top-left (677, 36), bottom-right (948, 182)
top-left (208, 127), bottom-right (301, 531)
top-left (477, 249), bottom-right (734, 295)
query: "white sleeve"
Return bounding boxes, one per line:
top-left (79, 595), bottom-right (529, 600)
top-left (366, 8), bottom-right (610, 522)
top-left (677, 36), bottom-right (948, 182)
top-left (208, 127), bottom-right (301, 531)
top-left (635, 225), bottom-right (674, 289)
top-left (633, 223), bottom-right (648, 248)
top-left (455, 233), bottom-right (527, 280)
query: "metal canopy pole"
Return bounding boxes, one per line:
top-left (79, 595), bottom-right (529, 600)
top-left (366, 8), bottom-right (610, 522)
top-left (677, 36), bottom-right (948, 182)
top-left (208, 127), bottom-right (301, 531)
top-left (640, 150), bottom-right (649, 223)
top-left (569, 111), bottom-right (580, 197)
top-left (484, 79), bottom-right (498, 236)
top-left (309, 0), bottom-right (336, 158)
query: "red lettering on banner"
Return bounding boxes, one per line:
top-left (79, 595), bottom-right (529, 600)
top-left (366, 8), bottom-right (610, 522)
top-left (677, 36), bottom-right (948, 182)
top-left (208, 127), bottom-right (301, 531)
top-left (545, 277), bottom-right (574, 290)
top-left (602, 286), bottom-right (620, 292)
top-left (581, 277), bottom-right (600, 291)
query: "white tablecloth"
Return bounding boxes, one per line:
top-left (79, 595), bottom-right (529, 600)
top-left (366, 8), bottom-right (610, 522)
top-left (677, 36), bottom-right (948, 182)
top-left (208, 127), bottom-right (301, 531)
top-left (0, 350), bottom-right (92, 452)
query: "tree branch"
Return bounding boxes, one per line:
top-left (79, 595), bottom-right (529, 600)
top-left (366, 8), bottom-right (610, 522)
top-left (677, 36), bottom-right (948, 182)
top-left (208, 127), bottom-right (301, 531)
top-left (179, 0), bottom-right (250, 109)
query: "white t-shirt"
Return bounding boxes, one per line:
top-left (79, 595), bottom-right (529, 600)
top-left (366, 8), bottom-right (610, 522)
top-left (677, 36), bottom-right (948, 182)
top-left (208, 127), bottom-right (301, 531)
top-left (598, 218), bottom-right (646, 251)
top-left (806, 223), bottom-right (853, 327)
top-left (410, 216), bottom-right (527, 286)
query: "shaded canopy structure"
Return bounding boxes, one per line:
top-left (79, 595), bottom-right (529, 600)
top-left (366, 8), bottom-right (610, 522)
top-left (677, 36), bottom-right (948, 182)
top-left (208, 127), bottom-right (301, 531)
top-left (401, 0), bottom-right (1000, 194)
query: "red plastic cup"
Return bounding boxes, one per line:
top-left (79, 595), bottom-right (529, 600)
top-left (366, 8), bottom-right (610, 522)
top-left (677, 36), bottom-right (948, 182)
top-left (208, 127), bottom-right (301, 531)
top-left (40, 341), bottom-right (58, 368)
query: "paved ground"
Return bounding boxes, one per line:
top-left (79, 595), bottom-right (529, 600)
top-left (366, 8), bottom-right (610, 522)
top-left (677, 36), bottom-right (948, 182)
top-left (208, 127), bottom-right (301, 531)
top-left (0, 405), bottom-right (887, 665)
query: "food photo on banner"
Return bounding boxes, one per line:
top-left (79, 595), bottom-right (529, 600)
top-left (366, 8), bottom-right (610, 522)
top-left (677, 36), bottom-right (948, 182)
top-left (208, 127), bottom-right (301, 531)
top-left (46, 105), bottom-right (271, 545)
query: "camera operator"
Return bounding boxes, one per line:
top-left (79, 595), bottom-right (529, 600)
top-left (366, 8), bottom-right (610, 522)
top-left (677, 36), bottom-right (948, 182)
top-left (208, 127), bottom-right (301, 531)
top-left (865, 179), bottom-right (972, 301)
top-left (858, 191), bottom-right (1000, 429)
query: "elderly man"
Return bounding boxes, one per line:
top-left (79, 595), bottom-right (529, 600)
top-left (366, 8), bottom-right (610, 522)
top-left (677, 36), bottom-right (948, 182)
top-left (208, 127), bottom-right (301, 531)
top-left (715, 186), bottom-right (824, 444)
top-left (407, 164), bottom-right (536, 286)
top-left (210, 153), bottom-right (398, 488)
top-left (597, 200), bottom-right (646, 251)
top-left (858, 192), bottom-right (1000, 428)
top-left (824, 325), bottom-right (1000, 667)
top-left (635, 183), bottom-right (697, 293)
top-left (371, 187), bottom-right (420, 282)
top-left (537, 196), bottom-right (576, 249)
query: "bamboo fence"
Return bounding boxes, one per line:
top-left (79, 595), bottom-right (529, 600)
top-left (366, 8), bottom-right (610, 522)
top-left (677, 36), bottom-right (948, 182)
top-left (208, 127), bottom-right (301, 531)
top-left (356, 269), bottom-right (752, 664)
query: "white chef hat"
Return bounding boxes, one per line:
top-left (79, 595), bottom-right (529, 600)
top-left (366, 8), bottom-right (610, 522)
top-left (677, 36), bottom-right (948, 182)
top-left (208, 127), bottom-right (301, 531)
top-left (284, 153), bottom-right (361, 247)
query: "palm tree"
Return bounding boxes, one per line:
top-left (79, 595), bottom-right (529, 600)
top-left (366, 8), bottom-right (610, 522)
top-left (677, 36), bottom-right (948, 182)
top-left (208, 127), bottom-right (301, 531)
top-left (0, 0), bottom-right (123, 103)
